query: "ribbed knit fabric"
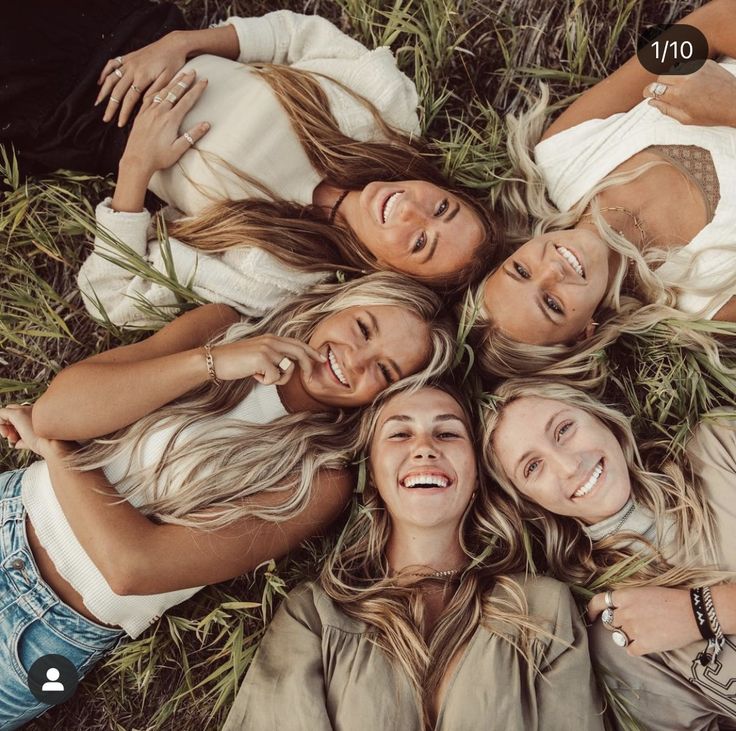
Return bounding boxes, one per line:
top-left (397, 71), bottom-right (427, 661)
top-left (534, 58), bottom-right (736, 319)
top-left (21, 383), bottom-right (287, 638)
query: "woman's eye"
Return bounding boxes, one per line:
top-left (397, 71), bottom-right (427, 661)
top-left (357, 318), bottom-right (370, 340)
top-left (437, 431), bottom-right (461, 439)
top-left (389, 431), bottom-right (411, 439)
top-left (378, 363), bottom-right (394, 385)
top-left (513, 261), bottom-right (530, 279)
top-left (413, 232), bottom-right (427, 253)
top-left (525, 459), bottom-right (541, 478)
top-left (544, 294), bottom-right (563, 314)
top-left (557, 421), bottom-right (573, 440)
top-left (435, 199), bottom-right (449, 216)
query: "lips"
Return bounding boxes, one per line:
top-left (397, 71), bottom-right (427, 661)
top-left (572, 459), bottom-right (604, 499)
top-left (400, 471), bottom-right (452, 489)
top-left (381, 191), bottom-right (402, 223)
top-left (326, 346), bottom-right (349, 388)
top-left (555, 245), bottom-right (586, 279)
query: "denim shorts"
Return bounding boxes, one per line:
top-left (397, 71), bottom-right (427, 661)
top-left (0, 468), bottom-right (124, 730)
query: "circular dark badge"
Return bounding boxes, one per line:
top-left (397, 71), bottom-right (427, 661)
top-left (27, 654), bottom-right (79, 705)
top-left (637, 24), bottom-right (709, 75)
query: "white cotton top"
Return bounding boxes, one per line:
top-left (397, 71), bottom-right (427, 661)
top-left (78, 10), bottom-right (421, 327)
top-left (21, 382), bottom-right (288, 639)
top-left (534, 59), bottom-right (736, 318)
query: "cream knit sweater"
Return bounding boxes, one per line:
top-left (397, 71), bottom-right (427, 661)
top-left (78, 11), bottom-right (421, 327)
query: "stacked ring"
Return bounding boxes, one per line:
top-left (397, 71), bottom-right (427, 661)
top-left (110, 96), bottom-right (120, 104)
top-left (152, 95), bottom-right (163, 104)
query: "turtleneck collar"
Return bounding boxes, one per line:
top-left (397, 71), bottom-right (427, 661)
top-left (582, 498), bottom-right (657, 543)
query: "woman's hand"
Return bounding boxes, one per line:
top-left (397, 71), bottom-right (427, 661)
top-left (588, 587), bottom-right (702, 656)
top-left (0, 405), bottom-right (55, 458)
top-left (96, 31), bottom-right (190, 127)
top-left (643, 59), bottom-right (736, 127)
top-left (212, 336), bottom-right (327, 386)
top-left (112, 71), bottom-right (210, 212)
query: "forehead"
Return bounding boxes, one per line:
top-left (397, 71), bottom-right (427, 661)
top-left (377, 387), bottom-right (465, 426)
top-left (493, 396), bottom-right (567, 461)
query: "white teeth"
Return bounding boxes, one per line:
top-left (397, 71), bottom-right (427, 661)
top-left (403, 474), bottom-right (450, 488)
top-left (557, 246), bottom-right (585, 277)
top-left (382, 192), bottom-right (401, 223)
top-left (573, 462), bottom-right (603, 498)
top-left (327, 348), bottom-right (349, 386)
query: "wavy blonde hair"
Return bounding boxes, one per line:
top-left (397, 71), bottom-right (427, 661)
top-left (169, 65), bottom-right (501, 292)
top-left (321, 381), bottom-right (552, 728)
top-left (70, 273), bottom-right (457, 530)
top-left (481, 378), bottom-right (719, 588)
top-left (467, 84), bottom-right (736, 380)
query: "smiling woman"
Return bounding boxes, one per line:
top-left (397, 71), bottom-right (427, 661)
top-left (222, 383), bottom-right (604, 731)
top-left (482, 377), bottom-right (736, 729)
top-left (0, 272), bottom-right (455, 728)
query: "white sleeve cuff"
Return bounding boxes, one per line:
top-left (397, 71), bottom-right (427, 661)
top-left (220, 15), bottom-right (276, 64)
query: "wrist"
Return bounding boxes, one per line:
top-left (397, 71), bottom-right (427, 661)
top-left (40, 438), bottom-right (76, 461)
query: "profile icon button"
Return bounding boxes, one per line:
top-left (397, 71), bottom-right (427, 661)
top-left (27, 654), bottom-right (78, 705)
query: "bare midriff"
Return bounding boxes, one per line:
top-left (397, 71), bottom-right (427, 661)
top-left (25, 516), bottom-right (119, 629)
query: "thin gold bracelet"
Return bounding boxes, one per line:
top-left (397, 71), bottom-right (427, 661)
top-left (203, 343), bottom-right (221, 386)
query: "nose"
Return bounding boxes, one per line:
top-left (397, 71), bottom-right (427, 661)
top-left (550, 449), bottom-right (581, 479)
top-left (411, 433), bottom-right (437, 460)
top-left (397, 196), bottom-right (428, 224)
top-left (342, 343), bottom-right (369, 377)
top-left (538, 256), bottom-right (566, 286)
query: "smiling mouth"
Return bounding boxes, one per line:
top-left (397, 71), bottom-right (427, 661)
top-left (381, 191), bottom-right (402, 223)
top-left (327, 346), bottom-right (349, 388)
top-left (572, 459), bottom-right (604, 498)
top-left (400, 472), bottom-right (452, 489)
top-left (556, 245), bottom-right (586, 279)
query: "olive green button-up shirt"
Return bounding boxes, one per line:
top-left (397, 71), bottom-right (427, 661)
top-left (223, 574), bottom-right (603, 730)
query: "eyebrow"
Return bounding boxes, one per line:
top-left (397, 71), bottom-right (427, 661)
top-left (383, 414), bottom-right (466, 425)
top-left (368, 309), bottom-right (403, 379)
top-left (445, 203), bottom-right (460, 223)
top-left (514, 409), bottom-right (565, 477)
top-left (503, 267), bottom-right (556, 325)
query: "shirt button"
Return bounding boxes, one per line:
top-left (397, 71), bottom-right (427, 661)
top-left (11, 558), bottom-right (25, 570)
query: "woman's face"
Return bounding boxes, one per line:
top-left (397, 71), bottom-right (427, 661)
top-left (302, 305), bottom-right (431, 407)
top-left (369, 387), bottom-right (477, 530)
top-left (491, 396), bottom-right (631, 524)
top-left (482, 229), bottom-right (611, 345)
top-left (340, 181), bottom-right (486, 280)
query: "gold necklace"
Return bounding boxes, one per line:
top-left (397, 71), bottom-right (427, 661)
top-left (581, 205), bottom-right (647, 245)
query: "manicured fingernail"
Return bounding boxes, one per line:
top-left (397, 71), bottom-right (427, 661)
top-left (202, 122), bottom-right (210, 130)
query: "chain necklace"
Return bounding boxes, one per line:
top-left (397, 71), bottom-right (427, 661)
top-left (601, 500), bottom-right (637, 539)
top-left (581, 205), bottom-right (647, 245)
top-left (328, 189), bottom-right (350, 224)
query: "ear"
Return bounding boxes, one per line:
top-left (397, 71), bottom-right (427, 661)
top-left (577, 319), bottom-right (598, 342)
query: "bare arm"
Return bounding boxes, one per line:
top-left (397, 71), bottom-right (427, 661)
top-left (543, 0), bottom-right (736, 140)
top-left (41, 439), bottom-right (352, 595)
top-left (712, 296), bottom-right (736, 323)
top-left (32, 303), bottom-right (239, 440)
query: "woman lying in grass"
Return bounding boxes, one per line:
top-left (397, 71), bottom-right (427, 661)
top-left (0, 273), bottom-right (453, 729)
top-left (466, 0), bottom-right (736, 378)
top-left (483, 379), bottom-right (736, 729)
top-left (222, 383), bottom-right (603, 730)
top-left (3, 3), bottom-right (499, 328)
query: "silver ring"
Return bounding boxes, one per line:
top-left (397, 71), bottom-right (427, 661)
top-left (183, 132), bottom-right (194, 146)
top-left (152, 95), bottom-right (163, 104)
top-left (651, 82), bottom-right (667, 98)
top-left (165, 91), bottom-right (178, 104)
top-left (601, 607), bottom-right (615, 628)
top-left (130, 84), bottom-right (142, 94)
top-left (114, 68), bottom-right (124, 79)
top-left (114, 56), bottom-right (124, 67)
top-left (278, 357), bottom-right (293, 372)
top-left (110, 96), bottom-right (120, 104)
top-left (611, 629), bottom-right (630, 648)
top-left (176, 80), bottom-right (189, 89)
top-left (604, 590), bottom-right (615, 609)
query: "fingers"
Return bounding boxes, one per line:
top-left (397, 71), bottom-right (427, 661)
top-left (141, 69), bottom-right (174, 113)
top-left (647, 99), bottom-right (689, 124)
top-left (587, 593), bottom-right (605, 621)
top-left (171, 122), bottom-right (210, 160)
top-left (118, 82), bottom-right (147, 128)
top-left (98, 55), bottom-right (124, 86)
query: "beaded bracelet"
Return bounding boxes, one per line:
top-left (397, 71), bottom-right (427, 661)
top-left (203, 343), bottom-right (221, 387)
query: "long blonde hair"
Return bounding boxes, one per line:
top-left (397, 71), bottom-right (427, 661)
top-left (70, 274), bottom-right (457, 530)
top-left (169, 65), bottom-right (502, 291)
top-left (481, 378), bottom-right (718, 588)
top-left (321, 381), bottom-right (546, 728)
top-left (469, 84), bottom-right (736, 380)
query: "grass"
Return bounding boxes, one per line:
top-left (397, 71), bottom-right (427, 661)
top-left (0, 0), bottom-right (720, 729)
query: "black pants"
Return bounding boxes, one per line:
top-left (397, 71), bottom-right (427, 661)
top-left (0, 0), bottom-right (186, 179)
